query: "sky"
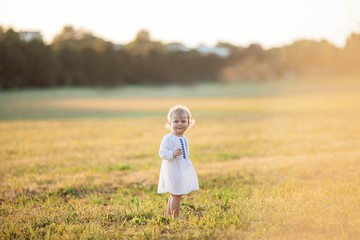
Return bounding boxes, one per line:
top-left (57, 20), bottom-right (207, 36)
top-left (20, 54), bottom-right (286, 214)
top-left (1, 0), bottom-right (359, 49)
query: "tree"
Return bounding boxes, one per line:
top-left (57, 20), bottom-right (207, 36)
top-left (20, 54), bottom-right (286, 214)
top-left (52, 25), bottom-right (111, 52)
top-left (0, 29), bottom-right (27, 88)
top-left (52, 25), bottom-right (113, 86)
top-left (284, 40), bottom-right (340, 76)
top-left (24, 40), bottom-right (57, 87)
top-left (125, 29), bottom-right (166, 57)
top-left (342, 33), bottom-right (360, 74)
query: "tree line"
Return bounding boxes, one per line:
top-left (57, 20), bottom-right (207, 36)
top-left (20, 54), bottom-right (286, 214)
top-left (0, 25), bottom-right (359, 89)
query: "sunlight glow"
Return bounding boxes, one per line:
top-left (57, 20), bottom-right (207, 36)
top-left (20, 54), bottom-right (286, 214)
top-left (1, 0), bottom-right (359, 48)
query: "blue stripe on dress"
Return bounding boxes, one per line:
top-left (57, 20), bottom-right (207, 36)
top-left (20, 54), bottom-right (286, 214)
top-left (179, 138), bottom-right (188, 159)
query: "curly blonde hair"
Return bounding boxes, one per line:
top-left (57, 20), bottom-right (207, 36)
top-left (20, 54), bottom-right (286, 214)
top-left (165, 105), bottom-right (195, 130)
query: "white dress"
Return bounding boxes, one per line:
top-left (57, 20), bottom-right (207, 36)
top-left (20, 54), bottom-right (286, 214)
top-left (157, 133), bottom-right (199, 195)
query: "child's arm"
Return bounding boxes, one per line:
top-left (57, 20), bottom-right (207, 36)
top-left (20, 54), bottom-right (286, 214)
top-left (159, 135), bottom-right (180, 160)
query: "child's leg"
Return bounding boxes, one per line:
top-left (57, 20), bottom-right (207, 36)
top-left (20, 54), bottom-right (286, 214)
top-left (167, 195), bottom-right (172, 216)
top-left (170, 194), bottom-right (182, 218)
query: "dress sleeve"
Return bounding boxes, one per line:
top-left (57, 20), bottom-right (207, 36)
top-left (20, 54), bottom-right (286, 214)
top-left (159, 135), bottom-right (174, 160)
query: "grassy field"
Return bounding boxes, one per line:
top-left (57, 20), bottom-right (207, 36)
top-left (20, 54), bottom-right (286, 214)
top-left (1, 78), bottom-right (360, 239)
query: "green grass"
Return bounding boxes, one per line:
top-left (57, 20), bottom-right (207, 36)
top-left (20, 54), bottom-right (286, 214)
top-left (1, 78), bottom-right (360, 239)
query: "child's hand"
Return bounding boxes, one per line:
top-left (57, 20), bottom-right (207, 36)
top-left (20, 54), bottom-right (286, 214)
top-left (173, 149), bottom-right (182, 158)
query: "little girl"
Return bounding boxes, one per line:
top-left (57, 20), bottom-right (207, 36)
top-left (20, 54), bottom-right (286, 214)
top-left (157, 105), bottom-right (199, 218)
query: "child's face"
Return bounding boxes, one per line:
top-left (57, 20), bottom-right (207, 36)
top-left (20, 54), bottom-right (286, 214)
top-left (170, 114), bottom-right (189, 136)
